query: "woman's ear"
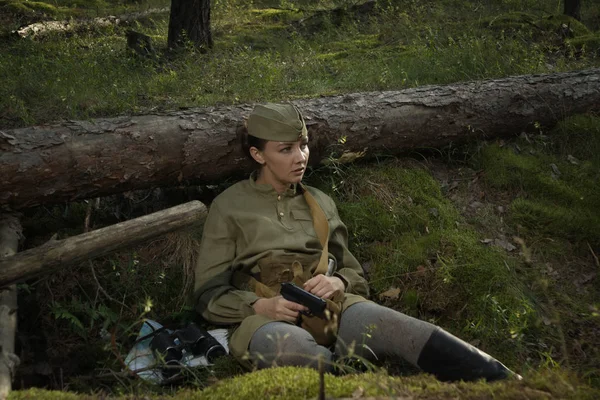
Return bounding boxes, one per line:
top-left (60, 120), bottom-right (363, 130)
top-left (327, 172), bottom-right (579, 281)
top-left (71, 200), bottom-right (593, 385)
top-left (249, 146), bottom-right (265, 165)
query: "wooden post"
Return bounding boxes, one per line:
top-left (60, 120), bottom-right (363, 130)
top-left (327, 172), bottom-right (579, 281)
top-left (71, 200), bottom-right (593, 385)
top-left (0, 200), bottom-right (206, 288)
top-left (0, 215), bottom-right (21, 399)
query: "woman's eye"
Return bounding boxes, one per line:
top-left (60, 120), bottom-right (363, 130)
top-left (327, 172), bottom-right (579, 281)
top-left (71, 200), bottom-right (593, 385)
top-left (281, 147), bottom-right (291, 153)
top-left (300, 144), bottom-right (308, 150)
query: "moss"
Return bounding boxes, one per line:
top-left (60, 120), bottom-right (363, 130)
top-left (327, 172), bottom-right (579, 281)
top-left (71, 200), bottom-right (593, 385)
top-left (250, 8), bottom-right (303, 24)
top-left (218, 24), bottom-right (290, 50)
top-left (2, 0), bottom-right (61, 16)
top-left (328, 35), bottom-right (381, 51)
top-left (12, 367), bottom-right (600, 399)
top-left (8, 388), bottom-right (81, 399)
top-left (479, 145), bottom-right (590, 206)
top-left (482, 12), bottom-right (590, 40)
top-left (477, 125), bottom-right (600, 243)
top-left (567, 33), bottom-right (600, 54)
top-left (195, 367), bottom-right (388, 399)
top-left (510, 197), bottom-right (599, 241)
top-left (192, 367), bottom-right (600, 400)
top-left (5, 1), bottom-right (35, 15)
top-left (482, 12), bottom-right (538, 31)
top-left (315, 50), bottom-right (349, 60)
top-left (536, 14), bottom-right (591, 37)
top-left (551, 115), bottom-right (600, 164)
top-left (25, 1), bottom-right (60, 16)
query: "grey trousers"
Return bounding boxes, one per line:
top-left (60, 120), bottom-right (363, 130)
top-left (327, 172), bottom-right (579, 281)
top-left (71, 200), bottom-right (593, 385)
top-left (248, 301), bottom-right (437, 372)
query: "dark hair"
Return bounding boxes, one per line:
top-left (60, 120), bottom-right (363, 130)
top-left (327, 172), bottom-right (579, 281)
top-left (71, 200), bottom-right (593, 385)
top-left (238, 125), bottom-right (268, 165)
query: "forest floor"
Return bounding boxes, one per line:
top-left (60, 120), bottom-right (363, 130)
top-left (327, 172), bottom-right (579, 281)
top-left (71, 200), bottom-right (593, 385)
top-left (1, 0), bottom-right (600, 399)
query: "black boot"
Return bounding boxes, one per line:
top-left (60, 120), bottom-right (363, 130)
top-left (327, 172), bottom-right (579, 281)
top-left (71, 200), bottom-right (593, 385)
top-left (416, 328), bottom-right (518, 382)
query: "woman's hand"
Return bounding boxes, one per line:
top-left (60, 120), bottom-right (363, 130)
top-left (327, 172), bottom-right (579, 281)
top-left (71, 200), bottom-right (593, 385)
top-left (303, 275), bottom-right (345, 299)
top-left (252, 296), bottom-right (308, 323)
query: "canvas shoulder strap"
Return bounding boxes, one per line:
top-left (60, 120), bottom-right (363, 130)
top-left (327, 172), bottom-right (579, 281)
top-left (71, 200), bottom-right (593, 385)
top-left (301, 185), bottom-right (330, 276)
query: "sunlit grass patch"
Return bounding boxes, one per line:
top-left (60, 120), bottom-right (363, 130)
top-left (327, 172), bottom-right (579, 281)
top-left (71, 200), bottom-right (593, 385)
top-left (250, 7), bottom-right (303, 24)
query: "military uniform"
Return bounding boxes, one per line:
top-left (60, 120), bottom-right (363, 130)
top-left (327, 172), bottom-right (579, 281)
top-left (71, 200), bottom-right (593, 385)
top-left (194, 103), bottom-right (517, 381)
top-left (194, 174), bottom-right (369, 359)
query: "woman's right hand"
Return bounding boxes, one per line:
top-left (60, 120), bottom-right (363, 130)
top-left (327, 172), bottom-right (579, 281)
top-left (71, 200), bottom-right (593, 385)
top-left (252, 296), bottom-right (308, 323)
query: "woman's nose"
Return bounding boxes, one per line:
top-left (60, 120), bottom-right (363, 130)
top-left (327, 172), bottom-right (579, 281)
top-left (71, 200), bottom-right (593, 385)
top-left (294, 147), bottom-right (307, 162)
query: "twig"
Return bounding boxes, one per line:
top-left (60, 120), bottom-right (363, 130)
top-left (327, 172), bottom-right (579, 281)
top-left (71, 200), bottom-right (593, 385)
top-left (84, 197), bottom-right (101, 233)
top-left (129, 189), bottom-right (155, 205)
top-left (87, 366), bottom-right (155, 379)
top-left (111, 324), bottom-right (134, 377)
top-left (84, 200), bottom-right (93, 233)
top-left (587, 241), bottom-right (599, 267)
top-left (89, 260), bottom-right (135, 314)
top-left (318, 354), bottom-right (325, 400)
top-left (44, 279), bottom-right (55, 302)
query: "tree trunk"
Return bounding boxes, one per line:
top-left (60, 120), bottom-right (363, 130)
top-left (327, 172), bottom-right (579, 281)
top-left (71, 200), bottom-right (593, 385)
top-left (1, 68), bottom-right (599, 212)
top-left (0, 201), bottom-right (206, 288)
top-left (564, 0), bottom-right (582, 21)
top-left (168, 0), bottom-right (212, 49)
top-left (0, 215), bottom-right (21, 398)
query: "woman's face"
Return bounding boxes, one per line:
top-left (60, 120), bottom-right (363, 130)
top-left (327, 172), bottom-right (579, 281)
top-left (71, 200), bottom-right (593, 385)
top-left (251, 137), bottom-right (310, 191)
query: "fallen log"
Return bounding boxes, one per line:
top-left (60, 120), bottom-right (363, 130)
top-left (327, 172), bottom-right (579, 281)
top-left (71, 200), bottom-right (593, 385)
top-left (1, 68), bottom-right (599, 211)
top-left (0, 215), bottom-right (21, 398)
top-left (14, 8), bottom-right (170, 39)
top-left (0, 201), bottom-right (206, 288)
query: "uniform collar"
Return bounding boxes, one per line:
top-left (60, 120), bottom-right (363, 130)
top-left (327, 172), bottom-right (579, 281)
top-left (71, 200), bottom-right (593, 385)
top-left (249, 170), bottom-right (300, 197)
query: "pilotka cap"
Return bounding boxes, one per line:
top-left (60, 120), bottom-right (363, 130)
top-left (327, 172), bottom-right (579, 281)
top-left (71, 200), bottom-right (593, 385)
top-left (247, 103), bottom-right (308, 142)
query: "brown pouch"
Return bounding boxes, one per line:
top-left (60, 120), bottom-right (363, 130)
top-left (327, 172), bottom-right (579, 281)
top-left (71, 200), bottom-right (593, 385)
top-left (249, 253), bottom-right (342, 347)
top-left (299, 289), bottom-right (344, 347)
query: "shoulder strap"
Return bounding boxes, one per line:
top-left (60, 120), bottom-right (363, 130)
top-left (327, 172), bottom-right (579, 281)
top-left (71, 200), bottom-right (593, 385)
top-left (301, 185), bottom-right (330, 276)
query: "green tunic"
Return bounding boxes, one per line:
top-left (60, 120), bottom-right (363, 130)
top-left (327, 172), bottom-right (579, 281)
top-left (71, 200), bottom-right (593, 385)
top-left (194, 173), bottom-right (370, 359)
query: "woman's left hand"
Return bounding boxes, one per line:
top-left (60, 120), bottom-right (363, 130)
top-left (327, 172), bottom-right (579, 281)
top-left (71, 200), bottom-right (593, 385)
top-left (303, 275), bottom-right (345, 299)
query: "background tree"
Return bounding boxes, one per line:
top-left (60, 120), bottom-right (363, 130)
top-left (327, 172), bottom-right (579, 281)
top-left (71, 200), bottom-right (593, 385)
top-left (168, 0), bottom-right (213, 50)
top-left (564, 0), bottom-right (582, 21)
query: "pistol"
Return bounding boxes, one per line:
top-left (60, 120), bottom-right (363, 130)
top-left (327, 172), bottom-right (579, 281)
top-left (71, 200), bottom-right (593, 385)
top-left (280, 282), bottom-right (327, 318)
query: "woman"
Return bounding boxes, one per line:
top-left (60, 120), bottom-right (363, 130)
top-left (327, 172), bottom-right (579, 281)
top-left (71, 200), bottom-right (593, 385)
top-left (194, 103), bottom-right (517, 381)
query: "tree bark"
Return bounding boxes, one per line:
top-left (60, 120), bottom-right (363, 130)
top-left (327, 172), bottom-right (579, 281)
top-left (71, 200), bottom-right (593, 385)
top-left (0, 201), bottom-right (206, 288)
top-left (1, 68), bottom-right (599, 211)
top-left (168, 0), bottom-right (212, 49)
top-left (564, 0), bottom-right (582, 21)
top-left (0, 215), bottom-right (21, 399)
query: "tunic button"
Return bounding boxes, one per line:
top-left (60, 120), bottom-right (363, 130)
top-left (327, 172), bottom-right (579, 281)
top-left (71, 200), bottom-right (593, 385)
top-left (279, 212), bottom-right (284, 217)
top-left (277, 195), bottom-right (281, 201)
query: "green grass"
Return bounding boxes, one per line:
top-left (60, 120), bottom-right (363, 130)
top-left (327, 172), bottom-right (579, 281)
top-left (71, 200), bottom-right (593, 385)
top-left (1, 0), bottom-right (599, 128)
